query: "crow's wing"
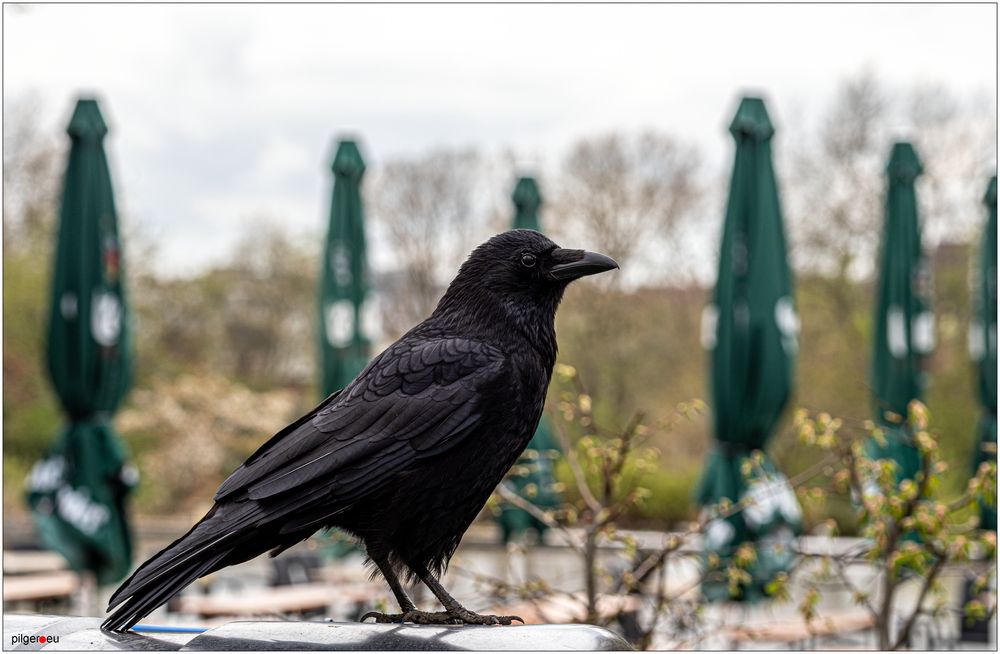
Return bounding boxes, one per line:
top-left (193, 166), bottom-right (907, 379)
top-left (214, 337), bottom-right (508, 503)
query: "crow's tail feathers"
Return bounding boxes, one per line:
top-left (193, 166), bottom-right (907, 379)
top-left (101, 505), bottom-right (254, 632)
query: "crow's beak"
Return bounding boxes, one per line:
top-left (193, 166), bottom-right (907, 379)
top-left (547, 249), bottom-right (619, 281)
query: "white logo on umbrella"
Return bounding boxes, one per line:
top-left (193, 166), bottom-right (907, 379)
top-left (743, 474), bottom-right (802, 529)
top-left (91, 291), bottom-right (123, 347)
top-left (912, 311), bottom-right (935, 354)
top-left (60, 293), bottom-right (78, 320)
top-left (774, 296), bottom-right (799, 356)
top-left (331, 247), bottom-right (352, 287)
top-left (360, 296), bottom-right (379, 342)
top-left (325, 300), bottom-right (355, 348)
top-left (705, 517), bottom-right (735, 550)
top-left (56, 485), bottom-right (110, 536)
top-left (887, 307), bottom-right (907, 358)
top-left (28, 456), bottom-right (66, 493)
top-left (886, 306), bottom-right (935, 358)
top-left (969, 321), bottom-right (985, 360)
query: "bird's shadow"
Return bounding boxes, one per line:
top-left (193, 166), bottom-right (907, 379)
top-left (99, 630), bottom-right (185, 651)
top-left (185, 624), bottom-right (467, 651)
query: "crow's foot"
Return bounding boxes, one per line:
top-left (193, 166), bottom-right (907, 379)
top-left (361, 610), bottom-right (459, 624)
top-left (444, 608), bottom-right (524, 626)
top-left (360, 608), bottom-right (523, 626)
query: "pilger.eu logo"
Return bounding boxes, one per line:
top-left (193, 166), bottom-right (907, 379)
top-left (11, 633), bottom-right (60, 646)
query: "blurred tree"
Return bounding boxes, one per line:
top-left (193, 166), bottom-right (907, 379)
top-left (906, 83), bottom-right (997, 246)
top-left (552, 131), bottom-right (702, 419)
top-left (130, 221), bottom-right (319, 391)
top-left (116, 373), bottom-right (305, 514)
top-left (3, 99), bottom-right (63, 515)
top-left (787, 70), bottom-right (995, 282)
top-left (788, 70), bottom-right (887, 283)
top-left (369, 148), bottom-right (487, 338)
top-left (3, 95), bottom-right (62, 251)
top-left (555, 130), bottom-right (701, 277)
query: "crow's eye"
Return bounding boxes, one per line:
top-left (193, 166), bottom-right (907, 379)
top-left (520, 253), bottom-right (537, 268)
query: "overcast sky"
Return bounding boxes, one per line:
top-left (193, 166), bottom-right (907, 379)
top-left (4, 3), bottom-right (997, 277)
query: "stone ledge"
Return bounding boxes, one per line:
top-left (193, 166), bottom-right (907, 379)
top-left (5, 614), bottom-right (633, 651)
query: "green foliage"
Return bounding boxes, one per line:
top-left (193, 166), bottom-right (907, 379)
top-left (542, 364), bottom-right (704, 528)
top-left (553, 458), bottom-right (699, 527)
top-left (794, 403), bottom-right (998, 649)
top-left (116, 374), bottom-right (311, 513)
top-left (3, 247), bottom-right (62, 514)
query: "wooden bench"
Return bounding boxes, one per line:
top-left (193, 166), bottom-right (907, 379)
top-left (3, 550), bottom-right (67, 575)
top-left (3, 570), bottom-right (80, 603)
top-left (489, 592), bottom-right (641, 625)
top-left (723, 610), bottom-right (875, 649)
top-left (178, 582), bottom-right (383, 619)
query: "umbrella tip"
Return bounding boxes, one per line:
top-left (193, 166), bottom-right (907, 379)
top-left (67, 98), bottom-right (108, 138)
top-left (512, 176), bottom-right (542, 208)
top-left (887, 142), bottom-right (923, 181)
top-left (729, 96), bottom-right (774, 141)
top-left (331, 139), bottom-right (366, 178)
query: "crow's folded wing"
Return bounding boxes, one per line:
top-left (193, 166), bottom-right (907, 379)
top-left (213, 337), bottom-right (508, 502)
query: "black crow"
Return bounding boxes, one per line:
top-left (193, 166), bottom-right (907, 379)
top-left (102, 229), bottom-right (617, 630)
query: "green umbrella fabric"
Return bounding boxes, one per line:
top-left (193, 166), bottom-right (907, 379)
top-left (971, 176), bottom-right (997, 530)
top-left (27, 421), bottom-right (135, 584)
top-left (696, 97), bottom-right (802, 602)
top-left (318, 139), bottom-right (370, 397)
top-left (27, 98), bottom-right (136, 585)
top-left (497, 176), bottom-right (563, 544)
top-left (511, 177), bottom-right (543, 231)
top-left (866, 143), bottom-right (933, 487)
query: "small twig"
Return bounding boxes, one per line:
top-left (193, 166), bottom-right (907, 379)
top-left (494, 483), bottom-right (585, 555)
top-left (892, 554), bottom-right (947, 650)
top-left (547, 407), bottom-right (602, 513)
top-left (830, 555), bottom-right (879, 618)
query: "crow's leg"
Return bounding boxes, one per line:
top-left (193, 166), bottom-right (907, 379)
top-left (361, 548), bottom-right (430, 622)
top-left (413, 565), bottom-right (524, 626)
top-left (361, 552), bottom-right (454, 624)
top-left (372, 551), bottom-right (417, 613)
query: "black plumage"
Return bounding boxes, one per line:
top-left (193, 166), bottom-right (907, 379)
top-left (102, 229), bottom-right (617, 631)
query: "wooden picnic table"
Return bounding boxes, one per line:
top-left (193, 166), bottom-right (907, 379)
top-left (3, 570), bottom-right (80, 603)
top-left (3, 550), bottom-right (68, 575)
top-left (178, 582), bottom-right (383, 618)
top-left (489, 592), bottom-right (641, 625)
top-left (722, 610), bottom-right (875, 648)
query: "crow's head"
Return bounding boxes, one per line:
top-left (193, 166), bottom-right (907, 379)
top-left (434, 230), bottom-right (618, 336)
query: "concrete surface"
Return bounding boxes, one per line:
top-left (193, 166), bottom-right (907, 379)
top-left (3, 614), bottom-right (633, 651)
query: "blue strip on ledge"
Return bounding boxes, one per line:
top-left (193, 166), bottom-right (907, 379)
top-left (131, 624), bottom-right (208, 634)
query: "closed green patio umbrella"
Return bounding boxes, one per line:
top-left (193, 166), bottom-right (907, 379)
top-left (26, 98), bottom-right (136, 585)
top-left (971, 176), bottom-right (997, 530)
top-left (318, 139), bottom-right (370, 397)
top-left (497, 176), bottom-right (563, 544)
top-left (696, 97), bottom-right (802, 602)
top-left (866, 143), bottom-right (933, 487)
top-left (315, 139), bottom-right (370, 560)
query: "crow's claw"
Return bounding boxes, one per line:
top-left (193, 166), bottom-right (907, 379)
top-left (361, 610), bottom-right (460, 624)
top-left (360, 608), bottom-right (523, 626)
top-left (447, 608), bottom-right (525, 625)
